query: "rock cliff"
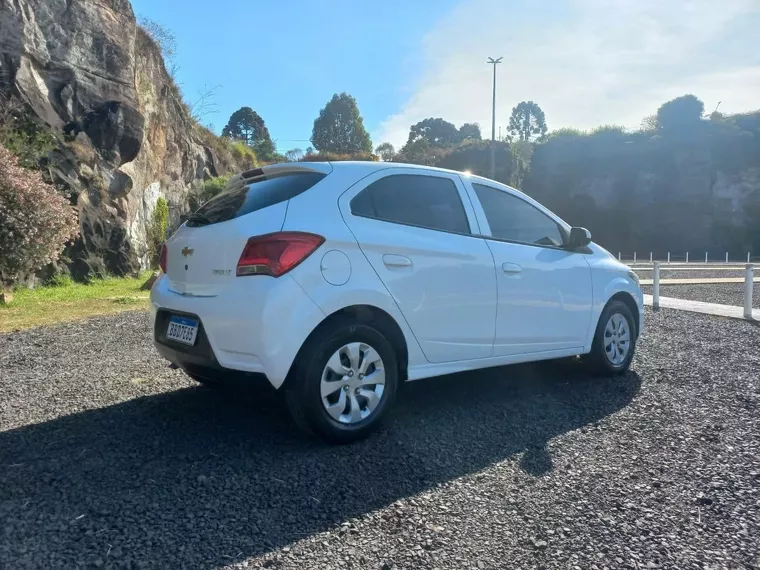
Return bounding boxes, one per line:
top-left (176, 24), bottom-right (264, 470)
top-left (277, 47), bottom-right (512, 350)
top-left (0, 0), bottom-right (241, 277)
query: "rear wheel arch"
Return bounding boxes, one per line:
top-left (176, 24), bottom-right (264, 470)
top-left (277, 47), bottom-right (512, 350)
top-left (284, 304), bottom-right (409, 388)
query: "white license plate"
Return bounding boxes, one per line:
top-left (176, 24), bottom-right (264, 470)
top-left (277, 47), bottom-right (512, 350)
top-left (166, 316), bottom-right (199, 346)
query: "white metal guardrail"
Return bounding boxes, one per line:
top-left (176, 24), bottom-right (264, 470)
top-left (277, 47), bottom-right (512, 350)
top-left (620, 251), bottom-right (755, 265)
top-left (650, 261), bottom-right (755, 319)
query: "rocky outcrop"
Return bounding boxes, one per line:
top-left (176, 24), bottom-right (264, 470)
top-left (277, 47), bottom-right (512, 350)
top-left (0, 0), bottom-right (239, 277)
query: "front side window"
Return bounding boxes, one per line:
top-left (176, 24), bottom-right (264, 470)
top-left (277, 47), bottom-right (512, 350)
top-left (473, 183), bottom-right (564, 247)
top-left (351, 174), bottom-right (470, 234)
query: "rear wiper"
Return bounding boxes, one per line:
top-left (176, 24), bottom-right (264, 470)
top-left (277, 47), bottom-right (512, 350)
top-left (186, 213), bottom-right (212, 226)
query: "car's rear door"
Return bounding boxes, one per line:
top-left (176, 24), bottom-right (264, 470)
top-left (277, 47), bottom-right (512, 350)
top-left (464, 180), bottom-right (593, 357)
top-left (338, 168), bottom-right (497, 364)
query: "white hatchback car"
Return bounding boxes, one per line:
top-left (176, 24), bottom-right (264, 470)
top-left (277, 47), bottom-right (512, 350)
top-left (151, 161), bottom-right (643, 442)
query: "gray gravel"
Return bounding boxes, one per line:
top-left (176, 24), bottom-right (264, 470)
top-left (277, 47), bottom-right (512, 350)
top-left (642, 283), bottom-right (760, 309)
top-left (1, 310), bottom-right (760, 569)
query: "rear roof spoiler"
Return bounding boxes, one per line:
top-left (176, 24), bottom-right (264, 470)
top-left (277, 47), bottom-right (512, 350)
top-left (225, 162), bottom-right (333, 193)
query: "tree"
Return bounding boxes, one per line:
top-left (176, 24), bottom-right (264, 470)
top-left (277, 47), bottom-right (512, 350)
top-left (656, 94), bottom-right (705, 132)
top-left (221, 107), bottom-right (276, 161)
top-left (407, 118), bottom-right (461, 147)
top-left (508, 101), bottom-right (548, 141)
top-left (375, 142), bottom-right (396, 162)
top-left (458, 123), bottom-right (482, 141)
top-left (510, 140), bottom-right (534, 188)
top-left (395, 138), bottom-right (446, 166)
top-left (311, 93), bottom-right (372, 154)
top-left (284, 148), bottom-right (304, 162)
top-left (640, 114), bottom-right (658, 132)
top-left (435, 141), bottom-right (512, 183)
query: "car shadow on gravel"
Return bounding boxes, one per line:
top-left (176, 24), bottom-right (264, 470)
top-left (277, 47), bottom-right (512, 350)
top-left (0, 361), bottom-right (640, 569)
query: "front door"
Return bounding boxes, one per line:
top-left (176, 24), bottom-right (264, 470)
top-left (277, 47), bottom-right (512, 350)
top-left (466, 181), bottom-right (593, 356)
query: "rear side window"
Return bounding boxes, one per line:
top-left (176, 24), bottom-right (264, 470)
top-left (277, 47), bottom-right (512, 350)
top-left (473, 183), bottom-right (565, 247)
top-left (188, 172), bottom-right (325, 227)
top-left (350, 174), bottom-right (470, 234)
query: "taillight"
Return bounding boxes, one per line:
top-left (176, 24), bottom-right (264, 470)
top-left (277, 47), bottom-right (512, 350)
top-left (237, 232), bottom-right (325, 277)
top-left (159, 243), bottom-right (167, 273)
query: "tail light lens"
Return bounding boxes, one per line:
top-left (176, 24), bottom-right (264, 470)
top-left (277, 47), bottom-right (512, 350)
top-left (237, 232), bottom-right (325, 277)
top-left (159, 243), bottom-right (167, 273)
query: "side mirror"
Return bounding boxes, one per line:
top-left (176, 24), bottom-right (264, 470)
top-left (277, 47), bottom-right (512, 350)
top-left (568, 227), bottom-right (592, 249)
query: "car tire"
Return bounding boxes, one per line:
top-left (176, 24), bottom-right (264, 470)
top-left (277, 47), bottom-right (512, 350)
top-left (285, 318), bottom-right (399, 444)
top-left (583, 300), bottom-right (636, 376)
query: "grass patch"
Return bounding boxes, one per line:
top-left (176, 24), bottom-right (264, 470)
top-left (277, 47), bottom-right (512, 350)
top-left (0, 272), bottom-right (153, 332)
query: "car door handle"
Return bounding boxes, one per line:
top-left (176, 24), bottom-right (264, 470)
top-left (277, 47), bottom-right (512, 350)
top-left (502, 262), bottom-right (522, 274)
top-left (383, 254), bottom-right (413, 268)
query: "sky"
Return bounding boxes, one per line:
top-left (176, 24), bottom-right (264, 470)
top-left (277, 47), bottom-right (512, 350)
top-left (130, 0), bottom-right (760, 152)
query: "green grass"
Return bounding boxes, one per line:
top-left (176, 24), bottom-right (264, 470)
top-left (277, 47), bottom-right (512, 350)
top-left (0, 272), bottom-right (153, 332)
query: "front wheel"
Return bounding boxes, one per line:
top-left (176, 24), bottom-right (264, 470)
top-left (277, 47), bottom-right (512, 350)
top-left (583, 300), bottom-right (636, 375)
top-left (285, 319), bottom-right (399, 444)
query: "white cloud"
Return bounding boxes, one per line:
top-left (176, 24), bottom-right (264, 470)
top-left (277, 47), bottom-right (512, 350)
top-left (375, 0), bottom-right (760, 147)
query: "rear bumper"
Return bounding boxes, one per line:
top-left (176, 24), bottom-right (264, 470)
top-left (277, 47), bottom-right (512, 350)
top-left (149, 273), bottom-right (326, 388)
top-left (154, 339), bottom-right (268, 384)
top-left (154, 308), bottom-right (231, 380)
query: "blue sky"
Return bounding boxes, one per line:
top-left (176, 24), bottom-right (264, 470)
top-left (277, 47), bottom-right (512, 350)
top-left (131, 0), bottom-right (760, 152)
top-left (130, 0), bottom-right (459, 151)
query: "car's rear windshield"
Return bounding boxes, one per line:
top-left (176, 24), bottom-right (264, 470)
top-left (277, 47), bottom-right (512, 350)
top-left (186, 171), bottom-right (326, 227)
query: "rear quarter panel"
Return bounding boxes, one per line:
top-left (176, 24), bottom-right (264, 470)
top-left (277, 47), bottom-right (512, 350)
top-left (283, 170), bottom-right (428, 371)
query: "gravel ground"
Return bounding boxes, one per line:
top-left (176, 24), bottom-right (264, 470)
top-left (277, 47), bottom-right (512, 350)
top-left (642, 283), bottom-right (760, 309)
top-left (1, 310), bottom-right (759, 570)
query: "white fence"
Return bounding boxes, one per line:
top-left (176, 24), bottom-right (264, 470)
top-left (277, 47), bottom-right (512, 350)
top-left (618, 251), bottom-right (755, 264)
top-left (650, 262), bottom-right (755, 319)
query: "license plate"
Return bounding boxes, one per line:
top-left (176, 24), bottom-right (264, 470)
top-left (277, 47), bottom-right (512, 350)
top-left (166, 316), bottom-right (199, 346)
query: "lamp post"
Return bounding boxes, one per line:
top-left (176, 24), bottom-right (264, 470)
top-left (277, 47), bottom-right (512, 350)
top-left (487, 57), bottom-right (503, 180)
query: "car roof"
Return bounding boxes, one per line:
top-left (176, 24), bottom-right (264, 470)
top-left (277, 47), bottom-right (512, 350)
top-left (253, 160), bottom-right (526, 198)
top-left (259, 160), bottom-right (465, 177)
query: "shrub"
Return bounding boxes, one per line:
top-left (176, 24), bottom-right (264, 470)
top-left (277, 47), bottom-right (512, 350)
top-left (434, 140), bottom-right (513, 184)
top-left (230, 141), bottom-right (258, 169)
top-left (146, 196), bottom-right (169, 269)
top-left (299, 152), bottom-right (377, 162)
top-left (45, 273), bottom-right (74, 288)
top-left (0, 144), bottom-right (79, 288)
top-left (188, 175), bottom-right (230, 212)
top-left (0, 96), bottom-right (56, 169)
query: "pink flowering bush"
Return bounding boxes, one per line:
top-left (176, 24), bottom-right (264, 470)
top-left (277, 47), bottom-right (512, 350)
top-left (0, 144), bottom-right (79, 288)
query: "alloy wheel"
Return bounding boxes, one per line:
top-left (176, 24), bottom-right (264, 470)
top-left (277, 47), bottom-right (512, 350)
top-left (604, 313), bottom-right (631, 366)
top-left (320, 342), bottom-right (386, 424)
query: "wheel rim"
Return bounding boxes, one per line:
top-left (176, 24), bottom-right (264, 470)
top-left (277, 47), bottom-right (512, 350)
top-left (320, 342), bottom-right (385, 425)
top-left (603, 313), bottom-right (631, 366)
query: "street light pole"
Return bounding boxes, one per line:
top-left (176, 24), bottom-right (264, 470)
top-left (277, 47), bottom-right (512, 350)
top-left (487, 57), bottom-right (503, 180)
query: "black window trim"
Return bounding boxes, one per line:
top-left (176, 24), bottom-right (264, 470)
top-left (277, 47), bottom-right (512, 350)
top-left (349, 171), bottom-right (475, 237)
top-left (468, 181), bottom-right (582, 252)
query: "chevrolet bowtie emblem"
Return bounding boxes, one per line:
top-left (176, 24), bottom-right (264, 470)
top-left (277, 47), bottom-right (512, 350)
top-left (181, 246), bottom-right (194, 257)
